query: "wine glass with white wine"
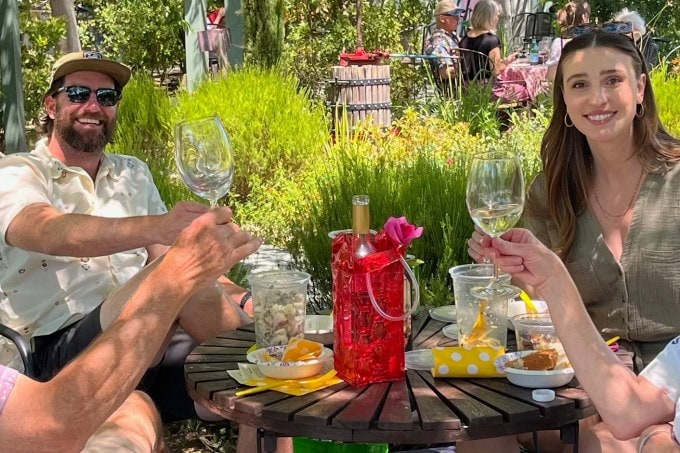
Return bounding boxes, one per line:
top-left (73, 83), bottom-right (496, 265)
top-left (466, 150), bottom-right (525, 299)
top-left (175, 116), bottom-right (234, 208)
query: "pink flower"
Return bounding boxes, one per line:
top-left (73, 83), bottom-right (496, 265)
top-left (384, 216), bottom-right (423, 249)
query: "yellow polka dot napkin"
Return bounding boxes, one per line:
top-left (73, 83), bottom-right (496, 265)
top-left (431, 346), bottom-right (506, 378)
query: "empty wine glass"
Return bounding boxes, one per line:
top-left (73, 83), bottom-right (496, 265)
top-left (175, 116), bottom-right (234, 208)
top-left (539, 37), bottom-right (552, 61)
top-left (466, 150), bottom-right (525, 299)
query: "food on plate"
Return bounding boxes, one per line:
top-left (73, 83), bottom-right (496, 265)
top-left (282, 338), bottom-right (323, 362)
top-left (506, 349), bottom-right (558, 371)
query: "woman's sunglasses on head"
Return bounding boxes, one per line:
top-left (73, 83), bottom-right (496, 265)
top-left (53, 85), bottom-right (122, 107)
top-left (563, 21), bottom-right (633, 39)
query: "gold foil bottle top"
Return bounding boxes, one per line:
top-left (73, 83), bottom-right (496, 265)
top-left (352, 195), bottom-right (370, 235)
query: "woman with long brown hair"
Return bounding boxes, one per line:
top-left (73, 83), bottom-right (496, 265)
top-left (529, 28), bottom-right (680, 373)
top-left (468, 28), bottom-right (680, 452)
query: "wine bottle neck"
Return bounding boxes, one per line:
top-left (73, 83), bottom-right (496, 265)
top-left (352, 204), bottom-right (370, 235)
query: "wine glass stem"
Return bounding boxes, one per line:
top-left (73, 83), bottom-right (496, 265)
top-left (490, 248), bottom-right (499, 285)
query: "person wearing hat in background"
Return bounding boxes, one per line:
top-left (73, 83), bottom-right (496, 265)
top-left (0, 51), bottom-right (271, 451)
top-left (0, 208), bottom-right (260, 451)
top-left (425, 0), bottom-right (466, 86)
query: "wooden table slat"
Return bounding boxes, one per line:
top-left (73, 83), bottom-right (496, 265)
top-left (469, 378), bottom-right (576, 418)
top-left (191, 345), bottom-right (253, 355)
top-left (417, 371), bottom-right (503, 429)
top-left (195, 379), bottom-right (239, 400)
top-left (185, 354), bottom-right (244, 363)
top-left (408, 370), bottom-right (462, 430)
top-left (263, 383), bottom-right (350, 421)
top-left (449, 379), bottom-right (541, 423)
top-left (185, 362), bottom-right (238, 373)
top-left (294, 386), bottom-right (365, 426)
top-left (413, 318), bottom-right (449, 349)
top-left (186, 370), bottom-right (236, 384)
top-left (332, 382), bottom-right (390, 429)
top-left (228, 390), bottom-right (291, 415)
top-left (377, 379), bottom-right (415, 431)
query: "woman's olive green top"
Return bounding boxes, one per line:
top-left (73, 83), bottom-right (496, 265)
top-left (525, 164), bottom-right (680, 368)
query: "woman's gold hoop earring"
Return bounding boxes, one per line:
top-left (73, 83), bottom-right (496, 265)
top-left (564, 113), bottom-right (574, 128)
top-left (636, 103), bottom-right (645, 118)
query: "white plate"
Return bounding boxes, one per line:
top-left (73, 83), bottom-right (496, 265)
top-left (429, 305), bottom-right (457, 323)
top-left (247, 345), bottom-right (334, 380)
top-left (494, 350), bottom-right (574, 389)
top-left (441, 323), bottom-right (458, 340)
top-left (405, 349), bottom-right (434, 370)
top-left (304, 315), bottom-right (333, 344)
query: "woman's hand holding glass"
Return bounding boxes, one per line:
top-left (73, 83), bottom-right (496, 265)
top-left (466, 151), bottom-right (525, 299)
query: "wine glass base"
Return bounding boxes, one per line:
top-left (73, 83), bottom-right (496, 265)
top-left (471, 284), bottom-right (521, 300)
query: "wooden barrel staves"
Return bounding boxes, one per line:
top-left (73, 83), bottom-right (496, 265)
top-left (329, 65), bottom-right (392, 132)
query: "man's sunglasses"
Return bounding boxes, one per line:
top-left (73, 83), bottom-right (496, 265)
top-left (53, 85), bottom-right (122, 107)
top-left (563, 21), bottom-right (633, 39)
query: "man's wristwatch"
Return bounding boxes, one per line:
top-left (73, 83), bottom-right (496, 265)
top-left (239, 290), bottom-right (252, 310)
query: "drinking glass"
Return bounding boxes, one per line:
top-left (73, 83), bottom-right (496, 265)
top-left (539, 37), bottom-right (552, 61)
top-left (175, 116), bottom-right (234, 208)
top-left (512, 36), bottom-right (526, 56)
top-left (466, 151), bottom-right (525, 299)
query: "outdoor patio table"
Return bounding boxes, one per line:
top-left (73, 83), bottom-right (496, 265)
top-left (495, 61), bottom-right (550, 103)
top-left (184, 308), bottom-right (596, 453)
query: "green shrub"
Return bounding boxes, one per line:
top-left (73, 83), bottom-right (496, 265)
top-left (108, 75), bottom-right (194, 207)
top-left (18, 5), bottom-right (66, 126)
top-left (81, 0), bottom-right (184, 76)
top-left (170, 66), bottom-right (329, 206)
top-left (288, 112), bottom-right (484, 310)
top-left (652, 66), bottom-right (680, 137)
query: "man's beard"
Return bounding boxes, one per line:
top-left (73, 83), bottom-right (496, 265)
top-left (53, 107), bottom-right (116, 154)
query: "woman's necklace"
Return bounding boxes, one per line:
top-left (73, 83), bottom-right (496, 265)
top-left (592, 168), bottom-right (645, 223)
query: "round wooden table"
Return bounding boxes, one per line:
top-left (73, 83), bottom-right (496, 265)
top-left (184, 309), bottom-right (596, 451)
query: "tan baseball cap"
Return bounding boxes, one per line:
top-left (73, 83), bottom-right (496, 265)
top-left (434, 0), bottom-right (465, 16)
top-left (46, 50), bottom-right (131, 95)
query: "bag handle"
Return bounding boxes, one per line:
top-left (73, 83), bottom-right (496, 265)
top-left (366, 255), bottom-right (420, 321)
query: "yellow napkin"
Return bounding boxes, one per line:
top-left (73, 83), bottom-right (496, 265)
top-left (431, 346), bottom-right (506, 378)
top-left (228, 362), bottom-right (343, 396)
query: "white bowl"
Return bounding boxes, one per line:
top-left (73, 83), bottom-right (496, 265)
top-left (247, 345), bottom-right (334, 380)
top-left (494, 350), bottom-right (575, 389)
top-left (304, 315), bottom-right (333, 345)
top-left (507, 300), bottom-right (549, 330)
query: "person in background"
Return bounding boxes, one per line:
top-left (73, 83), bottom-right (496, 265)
top-left (207, 6), bottom-right (225, 28)
top-left (469, 28), bottom-right (680, 452)
top-left (614, 8), bottom-right (659, 69)
top-left (545, 1), bottom-right (590, 82)
top-left (0, 208), bottom-right (261, 452)
top-left (0, 50), bottom-right (265, 446)
top-left (425, 0), bottom-right (466, 87)
top-left (458, 0), bottom-right (518, 81)
top-left (483, 227), bottom-right (680, 452)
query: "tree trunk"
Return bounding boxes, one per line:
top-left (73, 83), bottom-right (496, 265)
top-left (245, 0), bottom-right (284, 68)
top-left (50, 0), bottom-right (81, 52)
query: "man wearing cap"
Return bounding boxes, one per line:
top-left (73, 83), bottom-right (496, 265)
top-left (0, 51), bottom-right (256, 424)
top-left (425, 0), bottom-right (465, 85)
